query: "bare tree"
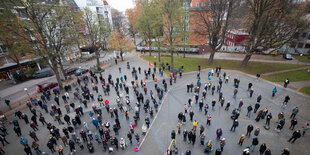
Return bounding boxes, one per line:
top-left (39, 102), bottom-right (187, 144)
top-left (241, 0), bottom-right (308, 66)
top-left (193, 0), bottom-right (234, 64)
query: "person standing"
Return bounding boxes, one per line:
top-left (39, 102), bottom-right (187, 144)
top-left (246, 124), bottom-right (254, 137)
top-left (259, 143), bottom-right (267, 154)
top-left (206, 114), bottom-right (211, 126)
top-left (288, 130), bottom-right (301, 143)
top-left (282, 95), bottom-right (290, 107)
top-left (193, 120), bottom-right (198, 131)
top-left (238, 134), bottom-right (245, 146)
top-left (4, 99), bottom-right (11, 110)
top-left (290, 107), bottom-right (299, 119)
top-left (216, 128), bottom-right (223, 139)
top-left (247, 105), bottom-right (253, 117)
top-left (284, 78), bottom-right (290, 88)
top-left (266, 113), bottom-right (272, 126)
top-left (289, 118), bottom-right (298, 130)
top-left (220, 138), bottom-right (226, 151)
top-left (272, 87), bottom-right (277, 97)
top-left (230, 120), bottom-right (239, 132)
top-left (0, 134), bottom-right (9, 146)
top-left (24, 145), bottom-right (32, 155)
top-left (248, 137), bottom-right (259, 152)
top-left (189, 110), bottom-right (194, 122)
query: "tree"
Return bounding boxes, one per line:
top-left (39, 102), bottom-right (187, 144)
top-left (193, 0), bottom-right (234, 64)
top-left (82, 8), bottom-right (111, 71)
top-left (241, 0), bottom-right (307, 66)
top-left (161, 0), bottom-right (186, 72)
top-left (0, 5), bottom-right (32, 77)
top-left (108, 30), bottom-right (135, 61)
top-left (0, 0), bottom-right (79, 89)
top-left (126, 6), bottom-right (142, 49)
top-left (111, 8), bottom-right (125, 31)
top-left (136, 0), bottom-right (156, 56)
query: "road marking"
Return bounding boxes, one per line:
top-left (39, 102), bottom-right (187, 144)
top-left (138, 86), bottom-right (172, 150)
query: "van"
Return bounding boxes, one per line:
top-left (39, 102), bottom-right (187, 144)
top-left (32, 68), bottom-right (54, 78)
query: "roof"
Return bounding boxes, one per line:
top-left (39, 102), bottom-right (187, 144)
top-left (227, 29), bottom-right (249, 35)
top-left (103, 0), bottom-right (109, 5)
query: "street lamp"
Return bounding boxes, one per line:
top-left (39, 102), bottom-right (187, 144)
top-left (24, 88), bottom-right (30, 100)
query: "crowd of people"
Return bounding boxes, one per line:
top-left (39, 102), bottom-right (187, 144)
top-left (0, 58), bottom-right (309, 155)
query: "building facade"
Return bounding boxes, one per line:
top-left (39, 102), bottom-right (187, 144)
top-left (74, 0), bottom-right (113, 27)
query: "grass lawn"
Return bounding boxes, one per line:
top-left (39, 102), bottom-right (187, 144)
top-left (294, 55), bottom-right (310, 63)
top-left (263, 69), bottom-right (310, 82)
top-left (299, 86), bottom-right (310, 96)
top-left (142, 55), bottom-right (306, 75)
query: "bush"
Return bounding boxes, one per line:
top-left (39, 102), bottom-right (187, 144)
top-left (12, 70), bottom-right (27, 82)
top-left (25, 67), bottom-right (38, 78)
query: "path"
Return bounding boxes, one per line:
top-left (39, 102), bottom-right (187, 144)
top-left (261, 66), bottom-right (310, 76)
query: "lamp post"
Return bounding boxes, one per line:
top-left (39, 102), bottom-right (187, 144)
top-left (24, 88), bottom-right (30, 100)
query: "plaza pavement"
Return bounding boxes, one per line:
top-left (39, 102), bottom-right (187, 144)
top-left (1, 53), bottom-right (310, 155)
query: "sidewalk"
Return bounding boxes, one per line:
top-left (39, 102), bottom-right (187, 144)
top-left (261, 66), bottom-right (310, 76)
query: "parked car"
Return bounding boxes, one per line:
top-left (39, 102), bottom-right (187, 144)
top-left (75, 68), bottom-right (88, 76)
top-left (283, 53), bottom-right (293, 60)
top-left (64, 67), bottom-right (78, 76)
top-left (32, 68), bottom-right (54, 78)
top-left (36, 82), bottom-right (58, 92)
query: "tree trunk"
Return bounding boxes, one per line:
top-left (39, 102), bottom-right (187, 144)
top-left (171, 50), bottom-right (174, 72)
top-left (208, 48), bottom-right (216, 64)
top-left (133, 34), bottom-right (137, 50)
top-left (149, 48), bottom-right (152, 56)
top-left (58, 55), bottom-right (67, 80)
top-left (50, 59), bottom-right (63, 90)
top-left (95, 50), bottom-right (101, 71)
top-left (120, 51), bottom-right (124, 61)
top-left (242, 53), bottom-right (252, 66)
top-left (158, 51), bottom-right (161, 62)
top-left (13, 55), bottom-right (25, 75)
top-left (183, 47), bottom-right (186, 58)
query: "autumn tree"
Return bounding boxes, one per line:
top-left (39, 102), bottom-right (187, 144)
top-left (192, 0), bottom-right (234, 64)
top-left (136, 0), bottom-right (156, 56)
top-left (126, 6), bottom-right (142, 49)
top-left (0, 0), bottom-right (81, 89)
top-left (161, 0), bottom-right (186, 72)
top-left (241, 0), bottom-right (307, 66)
top-left (0, 4), bottom-right (32, 77)
top-left (82, 8), bottom-right (111, 71)
top-left (108, 30), bottom-right (135, 61)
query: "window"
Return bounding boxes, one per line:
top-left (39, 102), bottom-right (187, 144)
top-left (182, 36), bottom-right (188, 42)
top-left (186, 23), bottom-right (189, 31)
top-left (196, 2), bottom-right (201, 7)
top-left (96, 7), bottom-right (103, 14)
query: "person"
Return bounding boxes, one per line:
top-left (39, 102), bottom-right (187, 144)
top-left (282, 148), bottom-right (290, 155)
top-left (238, 134), bottom-right (245, 146)
top-left (171, 130), bottom-right (176, 140)
top-left (183, 129), bottom-right (188, 141)
top-left (254, 102), bottom-right (260, 113)
top-left (272, 87), bottom-right (277, 97)
top-left (225, 101), bottom-right (230, 111)
top-left (266, 113), bottom-right (272, 126)
top-left (192, 132), bottom-right (196, 145)
top-left (230, 120), bottom-right (239, 132)
top-left (289, 118), bottom-right (298, 130)
top-left (290, 107), bottom-right (299, 119)
top-left (193, 120), bottom-right (198, 131)
top-left (276, 119), bottom-right (286, 132)
top-left (4, 99), bottom-right (11, 110)
top-left (69, 140), bottom-right (76, 153)
top-left (246, 124), bottom-right (254, 137)
top-left (127, 131), bottom-right (132, 144)
top-left (189, 110), bottom-right (194, 122)
top-left (282, 95), bottom-right (290, 107)
top-left (284, 78), bottom-right (290, 88)
top-left (247, 105), bottom-right (253, 117)
top-left (220, 138), bottom-right (226, 151)
top-left (259, 143), bottom-right (267, 154)
top-left (200, 132), bottom-right (205, 145)
top-left (248, 137), bottom-right (259, 152)
top-left (254, 128), bottom-right (260, 136)
top-left (207, 114), bottom-right (211, 126)
top-left (0, 134), bottom-right (9, 146)
top-left (216, 128), bottom-right (222, 139)
top-left (24, 145), bottom-right (32, 155)
top-left (57, 144), bottom-right (64, 155)
top-left (288, 130), bottom-right (301, 143)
